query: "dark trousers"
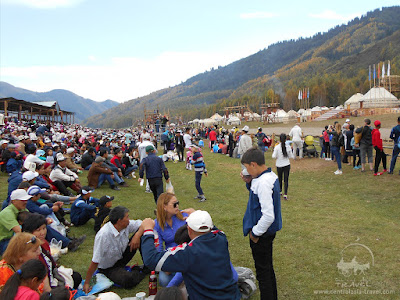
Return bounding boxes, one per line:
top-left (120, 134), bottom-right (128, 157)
top-left (276, 165), bottom-right (290, 195)
top-left (46, 225), bottom-right (70, 248)
top-left (228, 142), bottom-right (235, 157)
top-left (98, 236), bottom-right (145, 288)
top-left (389, 145), bottom-right (400, 173)
top-left (250, 233), bottom-right (277, 300)
top-left (353, 149), bottom-right (361, 167)
top-left (148, 177), bottom-right (164, 204)
top-left (53, 180), bottom-right (72, 196)
top-left (176, 146), bottom-right (184, 161)
top-left (324, 141), bottom-right (330, 158)
top-left (73, 209), bottom-right (95, 226)
top-left (195, 171), bottom-right (203, 195)
top-left (374, 147), bottom-right (387, 173)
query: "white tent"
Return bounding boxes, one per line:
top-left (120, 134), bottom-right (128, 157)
top-left (199, 118), bottom-right (217, 127)
top-left (192, 118), bottom-right (200, 125)
top-left (344, 93), bottom-right (363, 109)
top-left (297, 108), bottom-right (305, 115)
top-left (360, 87), bottom-right (400, 108)
top-left (287, 110), bottom-right (298, 118)
top-left (227, 116), bottom-right (241, 126)
top-left (276, 109), bottom-right (289, 122)
top-left (210, 113), bottom-right (223, 121)
top-left (311, 106), bottom-right (322, 112)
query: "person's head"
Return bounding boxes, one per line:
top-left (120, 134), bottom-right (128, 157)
top-left (364, 118), bottom-right (371, 126)
top-left (17, 181), bottom-right (31, 190)
top-left (186, 127), bottom-right (190, 133)
top-left (95, 156), bottom-right (105, 164)
top-left (99, 195), bottom-right (114, 208)
top-left (374, 120), bottom-right (381, 129)
top-left (99, 149), bottom-right (108, 158)
top-left (349, 124), bottom-right (355, 131)
top-left (22, 213), bottom-right (48, 242)
top-left (42, 162), bottom-right (52, 175)
top-left (27, 185), bottom-right (46, 202)
top-left (0, 259), bottom-right (47, 300)
top-left (56, 152), bottom-right (67, 167)
top-left (258, 127), bottom-right (262, 132)
top-left (279, 133), bottom-right (288, 158)
top-left (81, 186), bottom-right (94, 199)
top-left (114, 148), bottom-right (123, 158)
top-left (2, 233), bottom-right (42, 267)
top-left (22, 170), bottom-right (39, 185)
top-left (325, 125), bottom-right (328, 130)
top-left (335, 123), bottom-right (342, 133)
top-left (145, 145), bottom-right (154, 154)
top-left (174, 224), bottom-right (190, 245)
top-left (66, 148), bottom-right (75, 156)
top-left (186, 210), bottom-right (213, 240)
top-left (156, 193), bottom-right (183, 229)
top-left (88, 147), bottom-right (96, 157)
top-left (241, 147), bottom-right (266, 177)
top-left (40, 286), bottom-right (72, 300)
top-left (242, 125), bottom-right (249, 133)
top-left (10, 189), bottom-right (32, 210)
top-left (154, 286), bottom-right (185, 300)
top-left (17, 211), bottom-right (31, 226)
top-left (109, 206), bottom-right (130, 229)
top-left (190, 145), bottom-right (200, 153)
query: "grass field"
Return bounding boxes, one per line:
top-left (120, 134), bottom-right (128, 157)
top-left (1, 126), bottom-right (400, 299)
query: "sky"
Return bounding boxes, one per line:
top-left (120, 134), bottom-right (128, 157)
top-left (1, 0), bottom-right (399, 103)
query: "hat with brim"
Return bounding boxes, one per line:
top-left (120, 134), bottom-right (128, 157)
top-left (81, 186), bottom-right (95, 195)
top-left (99, 195), bottom-right (114, 206)
top-left (22, 171), bottom-right (39, 181)
top-left (27, 185), bottom-right (47, 196)
top-left (56, 152), bottom-right (66, 162)
top-left (145, 145), bottom-right (154, 153)
top-left (186, 210), bottom-right (213, 233)
top-left (95, 156), bottom-right (105, 163)
top-left (10, 189), bottom-right (32, 201)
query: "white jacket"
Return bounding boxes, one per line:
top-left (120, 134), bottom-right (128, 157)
top-left (238, 134), bottom-right (253, 155)
top-left (50, 165), bottom-right (78, 182)
top-left (272, 143), bottom-right (294, 168)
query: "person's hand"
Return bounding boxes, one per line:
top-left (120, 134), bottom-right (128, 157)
top-left (166, 178), bottom-right (170, 183)
top-left (250, 232), bottom-right (259, 243)
top-left (83, 282), bottom-right (92, 294)
top-left (55, 201), bottom-right (63, 207)
top-left (240, 171), bottom-right (252, 183)
top-left (204, 172), bottom-right (208, 177)
top-left (46, 217), bottom-right (53, 224)
top-left (129, 234), bottom-right (141, 251)
top-left (181, 208), bottom-right (195, 218)
top-left (111, 174), bottom-right (114, 179)
top-left (52, 205), bottom-right (60, 212)
top-left (118, 171), bottom-right (123, 177)
top-left (142, 218), bottom-right (155, 230)
top-left (76, 179), bottom-right (80, 183)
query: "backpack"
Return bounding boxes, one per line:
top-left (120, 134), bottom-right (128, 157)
top-left (234, 267), bottom-right (257, 299)
top-left (338, 133), bottom-right (344, 147)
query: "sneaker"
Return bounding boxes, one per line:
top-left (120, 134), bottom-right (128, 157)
top-left (68, 235), bottom-right (86, 252)
top-left (131, 172), bottom-right (137, 179)
top-left (111, 185), bottom-right (121, 191)
top-left (198, 195), bottom-right (206, 202)
top-left (119, 182), bottom-right (129, 187)
top-left (334, 170), bottom-right (343, 175)
top-left (353, 166), bottom-right (358, 170)
top-left (374, 172), bottom-right (383, 176)
top-left (194, 195), bottom-right (202, 199)
top-left (145, 189), bottom-right (152, 193)
top-left (383, 169), bottom-right (388, 173)
top-left (283, 195), bottom-right (288, 201)
top-left (325, 158), bottom-right (331, 161)
top-left (388, 171), bottom-right (393, 174)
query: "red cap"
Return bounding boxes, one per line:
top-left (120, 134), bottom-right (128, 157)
top-left (374, 120), bottom-right (381, 127)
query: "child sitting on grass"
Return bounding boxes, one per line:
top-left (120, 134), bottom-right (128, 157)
top-left (94, 195), bottom-right (114, 232)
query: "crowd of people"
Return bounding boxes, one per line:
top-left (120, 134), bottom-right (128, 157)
top-left (0, 114), bottom-right (399, 300)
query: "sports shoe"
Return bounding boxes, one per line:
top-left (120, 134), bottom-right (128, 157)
top-left (198, 195), bottom-right (206, 202)
top-left (194, 195), bottom-right (202, 199)
top-left (131, 172), bottom-right (137, 179)
top-left (119, 182), bottom-right (129, 187)
top-left (283, 195), bottom-right (288, 201)
top-left (374, 172), bottom-right (383, 176)
top-left (383, 169), bottom-right (388, 173)
top-left (325, 158), bottom-right (331, 161)
top-left (334, 170), bottom-right (343, 175)
top-left (111, 185), bottom-right (121, 191)
top-left (68, 235), bottom-right (86, 252)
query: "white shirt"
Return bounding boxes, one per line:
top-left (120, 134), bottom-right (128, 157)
top-left (238, 134), bottom-right (252, 155)
top-left (289, 125), bottom-right (303, 142)
top-left (183, 133), bottom-right (192, 149)
top-left (138, 140), bottom-right (154, 162)
top-left (272, 143), bottom-right (294, 167)
top-left (92, 220), bottom-right (142, 269)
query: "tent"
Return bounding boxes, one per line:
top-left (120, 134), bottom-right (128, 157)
top-left (287, 110), bottom-right (298, 118)
top-left (210, 113), bottom-right (223, 121)
top-left (344, 93), bottom-right (363, 109)
top-left (199, 118), bottom-right (217, 127)
top-left (276, 109), bottom-right (289, 122)
top-left (227, 116), bottom-right (241, 126)
top-left (359, 87), bottom-right (400, 108)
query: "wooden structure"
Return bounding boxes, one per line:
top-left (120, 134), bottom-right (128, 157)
top-left (382, 75), bottom-right (400, 95)
top-left (223, 105), bottom-right (246, 118)
top-left (260, 102), bottom-right (280, 124)
top-left (0, 97), bottom-right (74, 124)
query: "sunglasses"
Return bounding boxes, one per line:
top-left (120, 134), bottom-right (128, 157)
top-left (173, 201), bottom-right (180, 208)
top-left (26, 236), bottom-right (37, 244)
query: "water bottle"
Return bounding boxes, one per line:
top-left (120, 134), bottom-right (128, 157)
top-left (149, 271), bottom-right (157, 295)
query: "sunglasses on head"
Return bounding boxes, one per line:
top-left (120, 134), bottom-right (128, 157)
top-left (173, 201), bottom-right (180, 208)
top-left (26, 236), bottom-right (37, 244)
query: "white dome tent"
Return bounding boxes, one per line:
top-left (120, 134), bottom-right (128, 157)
top-left (199, 118), bottom-right (217, 127)
top-left (210, 113), bottom-right (223, 122)
top-left (360, 87), bottom-right (400, 108)
top-left (227, 116), bottom-right (241, 126)
top-left (344, 93), bottom-right (363, 109)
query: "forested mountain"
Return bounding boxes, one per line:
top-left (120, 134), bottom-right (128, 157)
top-left (55, 7), bottom-right (400, 127)
top-left (0, 81), bottom-right (119, 123)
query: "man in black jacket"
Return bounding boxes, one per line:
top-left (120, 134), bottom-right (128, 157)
top-left (355, 119), bottom-right (373, 172)
top-left (81, 147), bottom-right (96, 170)
top-left (175, 130), bottom-right (184, 162)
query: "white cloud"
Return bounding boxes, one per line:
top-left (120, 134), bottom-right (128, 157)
top-left (88, 56), bottom-right (96, 62)
top-left (1, 50), bottom-right (251, 103)
top-left (1, 0), bottom-right (85, 9)
top-left (309, 10), bottom-right (361, 21)
top-left (240, 12), bottom-right (278, 19)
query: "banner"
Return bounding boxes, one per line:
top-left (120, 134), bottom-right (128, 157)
top-left (382, 63), bottom-right (385, 79)
top-left (388, 61), bottom-right (391, 76)
top-left (368, 65), bottom-right (371, 82)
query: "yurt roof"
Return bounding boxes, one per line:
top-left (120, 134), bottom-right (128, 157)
top-left (311, 106), bottom-right (322, 111)
top-left (253, 113), bottom-right (261, 117)
top-left (276, 109), bottom-right (288, 117)
top-left (210, 113), bottom-right (223, 120)
top-left (360, 87), bottom-right (398, 101)
top-left (192, 118), bottom-right (200, 122)
top-left (297, 108), bottom-right (305, 114)
top-left (287, 110), bottom-right (298, 116)
top-left (344, 93), bottom-right (363, 104)
top-left (228, 116), bottom-right (240, 121)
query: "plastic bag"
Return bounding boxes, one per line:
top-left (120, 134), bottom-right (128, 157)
top-left (166, 180), bottom-right (174, 193)
top-left (77, 273), bottom-right (114, 297)
top-left (49, 238), bottom-right (62, 260)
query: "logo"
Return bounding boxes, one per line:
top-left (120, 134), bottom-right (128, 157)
top-left (337, 243), bottom-right (374, 277)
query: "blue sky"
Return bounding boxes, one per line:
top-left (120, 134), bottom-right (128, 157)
top-left (1, 0), bottom-right (399, 102)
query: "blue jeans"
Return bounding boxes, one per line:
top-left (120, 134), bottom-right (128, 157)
top-left (98, 173), bottom-right (114, 187)
top-left (46, 225), bottom-right (70, 248)
top-left (195, 171), bottom-right (203, 195)
top-left (113, 172), bottom-right (124, 184)
top-left (123, 166), bottom-right (137, 177)
top-left (331, 146), bottom-right (342, 170)
top-left (84, 164), bottom-right (92, 170)
top-left (389, 146), bottom-right (400, 173)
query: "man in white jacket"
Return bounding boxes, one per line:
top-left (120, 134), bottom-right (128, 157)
top-left (238, 126), bottom-right (253, 158)
top-left (289, 123), bottom-right (303, 159)
top-left (50, 152), bottom-right (81, 195)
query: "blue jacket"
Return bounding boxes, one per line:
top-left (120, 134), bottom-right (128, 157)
top-left (6, 158), bottom-right (22, 174)
top-left (70, 196), bottom-right (99, 224)
top-left (191, 152), bottom-right (207, 173)
top-left (390, 124), bottom-right (400, 146)
top-left (26, 199), bottom-right (53, 216)
top-left (142, 229), bottom-right (241, 300)
top-left (35, 176), bottom-right (51, 189)
top-left (139, 152), bottom-right (169, 180)
top-left (6, 171), bottom-right (23, 200)
top-left (243, 169), bottom-right (282, 237)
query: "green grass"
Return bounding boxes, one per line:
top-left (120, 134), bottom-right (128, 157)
top-left (1, 143), bottom-right (400, 299)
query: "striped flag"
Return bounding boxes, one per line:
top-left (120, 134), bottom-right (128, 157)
top-left (378, 63), bottom-right (381, 79)
top-left (307, 87), bottom-right (309, 99)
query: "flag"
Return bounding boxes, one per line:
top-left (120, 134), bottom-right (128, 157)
top-left (298, 90), bottom-right (301, 100)
top-left (382, 63), bottom-right (385, 79)
top-left (303, 88), bottom-right (306, 99)
top-left (378, 63), bottom-right (380, 79)
top-left (307, 87), bottom-right (310, 99)
top-left (300, 90), bottom-right (302, 100)
top-left (368, 65), bottom-right (371, 82)
top-left (388, 61), bottom-right (391, 76)
top-left (373, 64), bottom-right (376, 79)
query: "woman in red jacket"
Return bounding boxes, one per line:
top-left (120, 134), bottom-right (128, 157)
top-left (372, 120), bottom-right (387, 176)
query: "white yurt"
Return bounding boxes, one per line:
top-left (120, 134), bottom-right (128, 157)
top-left (287, 110), bottom-right (299, 119)
top-left (297, 108), bottom-right (305, 115)
top-left (276, 109), bottom-right (289, 122)
top-left (252, 113), bottom-right (261, 121)
top-left (192, 118), bottom-right (200, 126)
top-left (359, 87), bottom-right (400, 108)
top-left (311, 106), bottom-right (322, 112)
top-left (227, 116), bottom-right (241, 126)
top-left (321, 106), bottom-right (330, 111)
top-left (200, 118), bottom-right (217, 127)
top-left (344, 93), bottom-right (363, 109)
top-left (210, 113), bottom-right (223, 122)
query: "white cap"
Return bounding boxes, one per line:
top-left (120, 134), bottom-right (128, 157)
top-left (0, 140), bottom-right (9, 146)
top-left (10, 189), bottom-right (32, 201)
top-left (242, 125), bottom-right (249, 132)
top-left (346, 119), bottom-right (350, 122)
top-left (242, 168), bottom-right (250, 176)
top-left (66, 148), bottom-right (75, 154)
top-left (22, 170), bottom-right (39, 181)
top-left (44, 138), bottom-right (51, 143)
top-left (56, 152), bottom-right (66, 162)
top-left (27, 185), bottom-right (47, 196)
top-left (23, 161), bottom-right (37, 172)
top-left (186, 210), bottom-right (213, 233)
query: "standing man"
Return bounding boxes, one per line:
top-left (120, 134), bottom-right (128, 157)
top-left (355, 118), bottom-right (374, 172)
top-left (139, 145), bottom-right (170, 204)
top-left (289, 123), bottom-right (303, 159)
top-left (238, 126), bottom-right (253, 158)
top-left (138, 133), bottom-right (154, 193)
top-left (255, 127), bottom-right (268, 153)
top-left (240, 148), bottom-right (282, 300)
top-left (83, 206), bottom-right (146, 292)
top-left (388, 116), bottom-right (400, 175)
top-left (175, 130), bottom-right (185, 162)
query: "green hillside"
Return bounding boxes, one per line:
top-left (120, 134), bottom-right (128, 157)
top-left (83, 6), bottom-right (400, 129)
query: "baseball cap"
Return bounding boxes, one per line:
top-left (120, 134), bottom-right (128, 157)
top-left (374, 120), bottom-right (381, 127)
top-left (242, 168), bottom-right (250, 176)
top-left (27, 185), bottom-right (47, 196)
top-left (99, 195), bottom-right (114, 206)
top-left (44, 138), bottom-right (51, 143)
top-left (0, 140), bottom-right (9, 146)
top-left (81, 186), bottom-right (94, 195)
top-left (23, 161), bottom-right (37, 172)
top-left (66, 148), bottom-right (75, 154)
top-left (145, 145), bottom-right (154, 152)
top-left (22, 171), bottom-right (39, 181)
top-left (56, 152), bottom-right (66, 162)
top-left (10, 189), bottom-right (32, 201)
top-left (186, 210), bottom-right (213, 233)
top-left (242, 126), bottom-right (249, 132)
top-left (346, 119), bottom-right (350, 122)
